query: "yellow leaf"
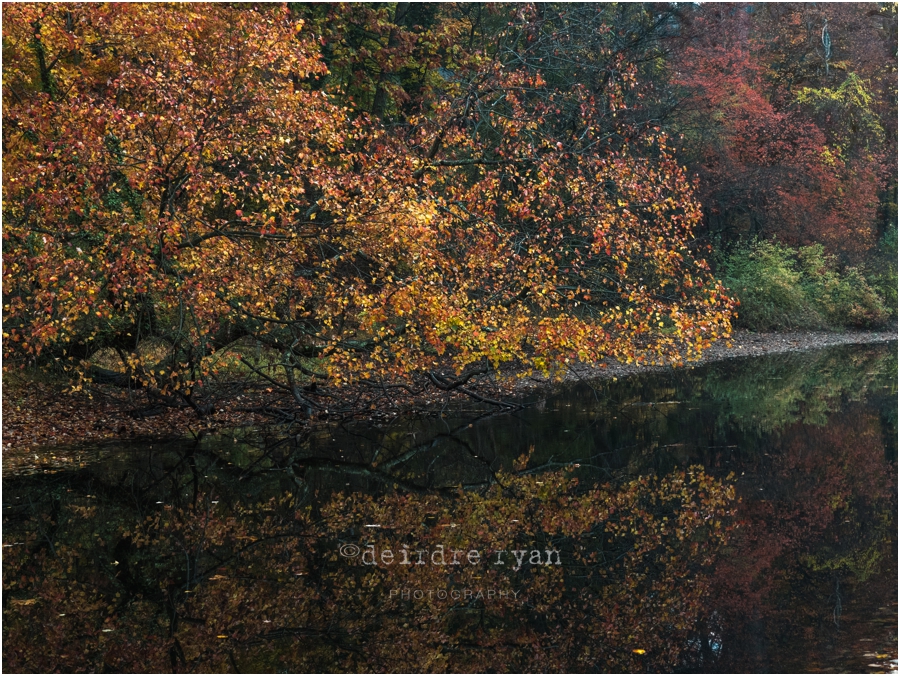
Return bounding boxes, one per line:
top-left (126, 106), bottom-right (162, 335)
top-left (11, 598), bottom-right (38, 606)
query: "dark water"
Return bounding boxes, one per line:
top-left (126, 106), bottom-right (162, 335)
top-left (3, 342), bottom-right (897, 673)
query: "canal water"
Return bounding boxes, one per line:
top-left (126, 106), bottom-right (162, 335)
top-left (3, 342), bottom-right (897, 673)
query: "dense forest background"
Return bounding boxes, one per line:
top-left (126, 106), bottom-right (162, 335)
top-left (3, 2), bottom-right (897, 409)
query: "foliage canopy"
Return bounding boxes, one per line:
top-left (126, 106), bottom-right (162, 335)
top-left (3, 3), bottom-right (735, 404)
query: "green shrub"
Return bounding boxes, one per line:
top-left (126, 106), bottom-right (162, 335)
top-left (797, 244), bottom-right (888, 328)
top-left (720, 240), bottom-right (822, 330)
top-left (864, 226), bottom-right (898, 318)
top-left (721, 239), bottom-right (892, 330)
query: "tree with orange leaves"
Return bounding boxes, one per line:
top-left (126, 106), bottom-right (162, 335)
top-left (3, 3), bottom-right (734, 412)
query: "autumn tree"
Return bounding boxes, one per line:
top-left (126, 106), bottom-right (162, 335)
top-left (288, 2), bottom-right (486, 122)
top-left (667, 3), bottom-right (895, 261)
top-left (3, 3), bottom-right (734, 413)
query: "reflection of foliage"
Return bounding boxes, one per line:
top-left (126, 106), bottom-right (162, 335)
top-left (3, 466), bottom-right (735, 672)
top-left (293, 346), bottom-right (898, 513)
top-left (3, 344), bottom-right (894, 671)
top-left (801, 538), bottom-right (884, 583)
top-left (491, 343), bottom-right (896, 475)
top-left (700, 345), bottom-right (897, 434)
top-left (709, 407), bottom-right (897, 671)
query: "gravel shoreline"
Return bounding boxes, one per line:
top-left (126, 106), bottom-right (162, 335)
top-left (518, 328), bottom-right (898, 389)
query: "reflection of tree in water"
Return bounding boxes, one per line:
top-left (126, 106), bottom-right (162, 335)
top-left (698, 345), bottom-right (897, 434)
top-left (4, 343), bottom-right (895, 672)
top-left (3, 457), bottom-right (735, 672)
top-left (700, 405), bottom-right (897, 673)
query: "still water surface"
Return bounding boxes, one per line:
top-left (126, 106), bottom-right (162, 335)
top-left (3, 342), bottom-right (897, 672)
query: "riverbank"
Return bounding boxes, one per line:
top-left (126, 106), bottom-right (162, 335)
top-left (543, 327), bottom-right (898, 386)
top-left (3, 328), bottom-right (896, 455)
